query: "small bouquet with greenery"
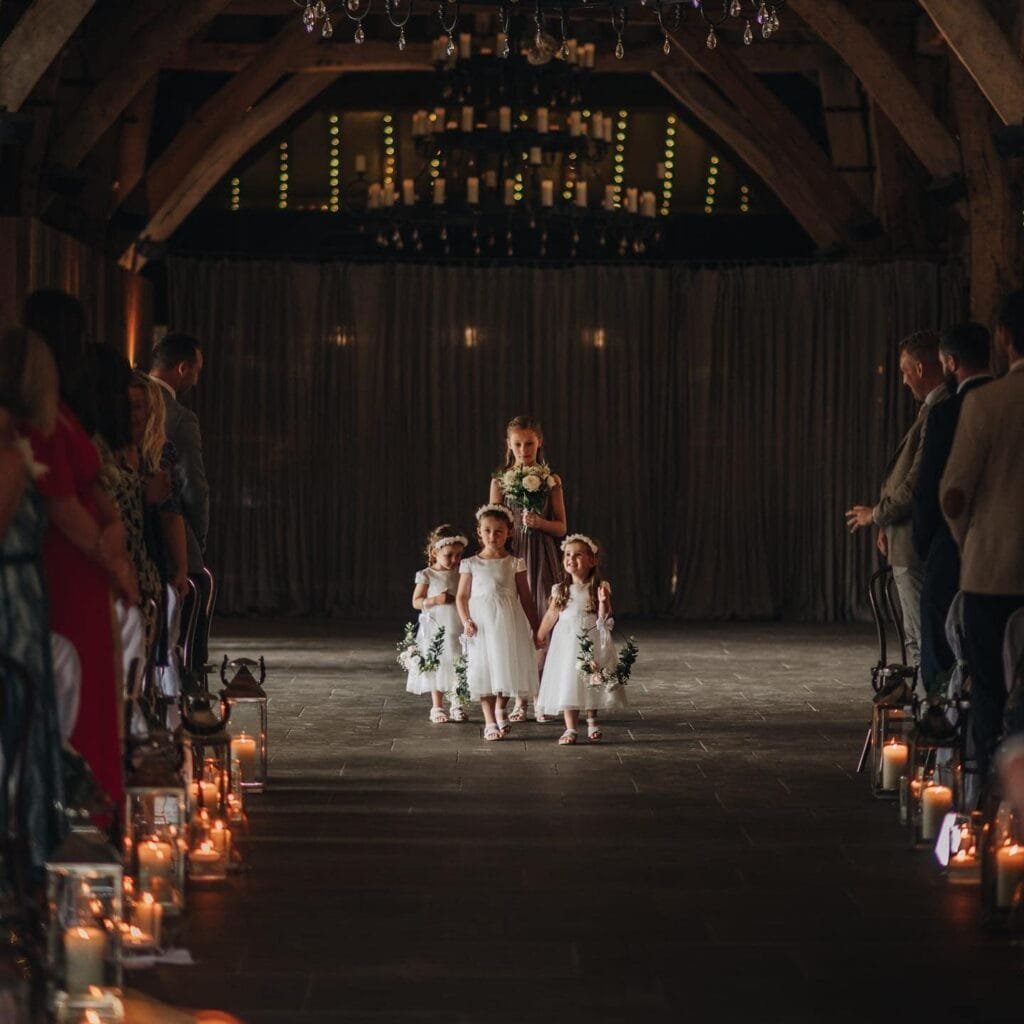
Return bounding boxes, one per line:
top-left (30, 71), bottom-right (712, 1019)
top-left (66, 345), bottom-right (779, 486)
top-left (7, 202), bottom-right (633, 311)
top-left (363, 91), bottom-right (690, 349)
top-left (451, 648), bottom-right (471, 707)
top-left (496, 463), bottom-right (552, 528)
top-left (397, 622), bottom-right (446, 675)
top-left (577, 630), bottom-right (639, 692)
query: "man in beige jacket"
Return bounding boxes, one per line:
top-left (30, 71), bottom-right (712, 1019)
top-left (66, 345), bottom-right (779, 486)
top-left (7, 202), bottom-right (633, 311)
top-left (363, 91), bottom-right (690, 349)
top-left (942, 290), bottom-right (1024, 776)
top-left (847, 332), bottom-right (948, 676)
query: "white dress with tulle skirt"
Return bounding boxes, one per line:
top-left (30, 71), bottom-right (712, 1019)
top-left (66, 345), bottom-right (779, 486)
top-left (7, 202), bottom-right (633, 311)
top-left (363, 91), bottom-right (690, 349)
top-left (406, 568), bottom-right (462, 695)
top-left (460, 555), bottom-right (537, 699)
top-left (535, 582), bottom-right (623, 716)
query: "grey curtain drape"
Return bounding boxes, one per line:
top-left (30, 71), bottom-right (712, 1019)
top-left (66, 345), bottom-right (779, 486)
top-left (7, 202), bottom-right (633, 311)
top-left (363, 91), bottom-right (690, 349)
top-left (167, 257), bottom-right (964, 620)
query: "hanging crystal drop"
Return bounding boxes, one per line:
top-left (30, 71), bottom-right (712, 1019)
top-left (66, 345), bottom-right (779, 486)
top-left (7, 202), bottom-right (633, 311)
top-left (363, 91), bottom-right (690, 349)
top-left (743, 20), bottom-right (753, 45)
top-left (398, 26), bottom-right (406, 50)
top-left (729, 0), bottom-right (741, 17)
top-left (691, 0), bottom-right (701, 8)
top-left (662, 34), bottom-right (671, 55)
top-left (770, 9), bottom-right (780, 31)
top-left (322, 15), bottom-right (333, 38)
top-left (761, 18), bottom-right (771, 38)
top-left (302, 4), bottom-right (316, 32)
top-left (705, 26), bottom-right (717, 49)
top-left (446, 35), bottom-right (456, 56)
top-left (757, 1), bottom-right (768, 21)
top-left (502, 36), bottom-right (511, 58)
top-left (354, 23), bottom-right (364, 43)
top-left (560, 41), bottom-right (569, 59)
top-left (615, 38), bottom-right (624, 60)
top-left (314, 0), bottom-right (326, 17)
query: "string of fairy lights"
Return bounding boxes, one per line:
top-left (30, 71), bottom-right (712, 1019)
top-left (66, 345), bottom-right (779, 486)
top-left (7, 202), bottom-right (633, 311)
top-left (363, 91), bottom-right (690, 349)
top-left (612, 109), bottom-right (627, 208)
top-left (704, 153), bottom-right (719, 214)
top-left (277, 141), bottom-right (289, 209)
top-left (660, 113), bottom-right (675, 216)
top-left (328, 114), bottom-right (341, 213)
top-left (383, 114), bottom-right (396, 187)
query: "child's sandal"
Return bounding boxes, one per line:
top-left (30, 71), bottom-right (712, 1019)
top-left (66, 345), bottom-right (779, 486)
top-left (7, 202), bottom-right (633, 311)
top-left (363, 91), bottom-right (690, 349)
top-left (483, 724), bottom-right (503, 742)
top-left (508, 704), bottom-right (527, 723)
top-left (449, 705), bottom-right (468, 723)
top-left (586, 720), bottom-right (602, 742)
top-left (558, 729), bottom-right (578, 745)
top-left (496, 718), bottom-right (511, 736)
top-left (429, 707), bottom-right (449, 724)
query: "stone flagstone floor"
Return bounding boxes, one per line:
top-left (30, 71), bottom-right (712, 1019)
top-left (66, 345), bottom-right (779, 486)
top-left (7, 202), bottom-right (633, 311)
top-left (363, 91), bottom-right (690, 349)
top-left (132, 620), bottom-right (1024, 1023)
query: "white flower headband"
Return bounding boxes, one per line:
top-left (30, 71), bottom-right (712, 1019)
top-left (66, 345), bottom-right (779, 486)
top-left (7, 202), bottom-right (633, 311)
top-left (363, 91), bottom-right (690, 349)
top-left (433, 535), bottom-right (468, 550)
top-left (562, 533), bottom-right (599, 555)
top-left (475, 503), bottom-right (514, 524)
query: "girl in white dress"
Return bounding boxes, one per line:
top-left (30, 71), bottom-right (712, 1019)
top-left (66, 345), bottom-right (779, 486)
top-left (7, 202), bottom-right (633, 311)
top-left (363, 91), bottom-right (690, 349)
top-left (535, 534), bottom-right (617, 744)
top-left (456, 505), bottom-right (539, 741)
top-left (406, 525), bottom-right (468, 723)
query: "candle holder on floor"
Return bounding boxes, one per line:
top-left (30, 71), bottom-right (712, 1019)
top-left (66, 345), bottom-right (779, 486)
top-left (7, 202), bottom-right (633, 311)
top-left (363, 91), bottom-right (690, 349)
top-left (981, 793), bottom-right (1024, 931)
top-left (219, 655), bottom-right (268, 793)
top-left (870, 703), bottom-right (913, 799)
top-left (936, 811), bottom-right (983, 885)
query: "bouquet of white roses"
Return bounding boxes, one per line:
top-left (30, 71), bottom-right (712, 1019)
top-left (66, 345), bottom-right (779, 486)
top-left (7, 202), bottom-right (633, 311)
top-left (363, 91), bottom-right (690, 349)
top-left (397, 622), bottom-right (446, 674)
top-left (497, 463), bottom-right (552, 528)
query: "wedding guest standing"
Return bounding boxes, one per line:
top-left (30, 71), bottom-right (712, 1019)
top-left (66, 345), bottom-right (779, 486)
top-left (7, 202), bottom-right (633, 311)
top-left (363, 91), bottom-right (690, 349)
top-left (942, 291), bottom-right (1024, 777)
top-left (846, 332), bottom-right (948, 687)
top-left (23, 290), bottom-right (137, 816)
top-left (149, 333), bottom-right (210, 671)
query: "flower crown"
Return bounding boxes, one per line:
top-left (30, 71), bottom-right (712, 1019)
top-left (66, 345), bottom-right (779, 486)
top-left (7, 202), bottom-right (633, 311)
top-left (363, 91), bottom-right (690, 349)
top-left (433, 535), bottom-right (468, 550)
top-left (562, 533), bottom-right (599, 555)
top-left (475, 503), bottom-right (514, 524)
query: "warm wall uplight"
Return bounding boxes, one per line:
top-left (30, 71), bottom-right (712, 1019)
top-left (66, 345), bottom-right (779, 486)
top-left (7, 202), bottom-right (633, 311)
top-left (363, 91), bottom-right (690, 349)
top-left (328, 326), bottom-right (352, 347)
top-left (583, 327), bottom-right (607, 349)
top-left (463, 326), bottom-right (479, 348)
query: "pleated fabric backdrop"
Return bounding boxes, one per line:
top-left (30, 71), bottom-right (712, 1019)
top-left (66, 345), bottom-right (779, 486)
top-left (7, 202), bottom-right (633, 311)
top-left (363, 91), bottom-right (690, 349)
top-left (167, 257), bottom-right (965, 620)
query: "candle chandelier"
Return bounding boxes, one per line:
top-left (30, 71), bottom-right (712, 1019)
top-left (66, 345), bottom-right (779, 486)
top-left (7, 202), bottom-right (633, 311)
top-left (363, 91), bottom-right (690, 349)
top-left (293, 0), bottom-right (785, 55)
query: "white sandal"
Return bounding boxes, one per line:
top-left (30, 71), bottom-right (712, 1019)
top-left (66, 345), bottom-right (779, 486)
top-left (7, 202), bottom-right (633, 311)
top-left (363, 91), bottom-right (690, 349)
top-left (586, 719), bottom-right (602, 742)
top-left (483, 724), bottom-right (503, 741)
top-left (449, 705), bottom-right (468, 722)
top-left (558, 729), bottom-right (578, 745)
top-left (429, 707), bottom-right (449, 724)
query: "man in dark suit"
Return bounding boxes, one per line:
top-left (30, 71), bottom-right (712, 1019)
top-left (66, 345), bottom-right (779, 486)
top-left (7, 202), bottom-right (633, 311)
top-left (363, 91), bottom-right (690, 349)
top-left (912, 323), bottom-right (992, 710)
top-left (150, 332), bottom-right (211, 672)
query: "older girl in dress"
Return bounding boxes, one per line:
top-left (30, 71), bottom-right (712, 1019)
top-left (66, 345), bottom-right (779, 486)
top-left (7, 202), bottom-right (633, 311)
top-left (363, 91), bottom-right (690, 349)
top-left (407, 524), bottom-right (468, 723)
top-left (535, 534), bottom-right (618, 745)
top-left (488, 415), bottom-right (566, 722)
top-left (456, 505), bottom-right (539, 741)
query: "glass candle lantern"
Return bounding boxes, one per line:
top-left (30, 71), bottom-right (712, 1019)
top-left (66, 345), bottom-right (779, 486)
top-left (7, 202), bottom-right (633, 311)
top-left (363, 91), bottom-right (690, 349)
top-left (982, 796), bottom-right (1024, 930)
top-left (45, 812), bottom-right (123, 1012)
top-left (937, 812), bottom-right (983, 885)
top-left (870, 703), bottom-right (912, 799)
top-left (53, 989), bottom-right (125, 1023)
top-left (914, 763), bottom-right (957, 846)
top-left (220, 656), bottom-right (268, 792)
top-left (187, 808), bottom-right (232, 883)
top-left (178, 693), bottom-right (234, 822)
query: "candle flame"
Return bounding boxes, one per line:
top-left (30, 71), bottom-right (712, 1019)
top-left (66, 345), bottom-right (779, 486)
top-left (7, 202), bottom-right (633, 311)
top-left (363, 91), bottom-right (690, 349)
top-left (86, 1010), bottom-right (102, 1024)
top-left (142, 892), bottom-right (155, 906)
top-left (75, 927), bottom-right (92, 938)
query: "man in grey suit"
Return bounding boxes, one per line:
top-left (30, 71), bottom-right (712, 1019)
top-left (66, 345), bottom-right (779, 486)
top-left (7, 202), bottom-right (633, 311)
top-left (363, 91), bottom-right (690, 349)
top-left (942, 291), bottom-right (1024, 776)
top-left (150, 332), bottom-right (210, 671)
top-left (847, 332), bottom-right (948, 683)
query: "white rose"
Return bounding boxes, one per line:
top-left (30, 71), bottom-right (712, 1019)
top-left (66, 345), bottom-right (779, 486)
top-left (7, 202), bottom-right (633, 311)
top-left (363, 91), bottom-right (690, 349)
top-left (522, 474), bottom-right (542, 492)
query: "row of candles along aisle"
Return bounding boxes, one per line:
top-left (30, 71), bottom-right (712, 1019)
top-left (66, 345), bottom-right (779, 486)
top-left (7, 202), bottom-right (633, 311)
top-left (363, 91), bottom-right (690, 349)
top-left (44, 658), bottom-right (269, 1023)
top-left (871, 702), bottom-right (1024, 925)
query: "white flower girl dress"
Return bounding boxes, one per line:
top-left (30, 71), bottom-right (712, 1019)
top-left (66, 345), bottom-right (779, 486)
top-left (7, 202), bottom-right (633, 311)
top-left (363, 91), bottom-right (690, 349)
top-left (405, 567), bottom-right (461, 696)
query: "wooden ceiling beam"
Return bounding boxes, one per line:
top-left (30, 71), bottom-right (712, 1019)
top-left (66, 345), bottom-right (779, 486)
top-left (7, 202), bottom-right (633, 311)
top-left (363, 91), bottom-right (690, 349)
top-left (122, 72), bottom-right (339, 269)
top-left (653, 66), bottom-right (840, 248)
top-left (0, 0), bottom-right (95, 112)
top-left (788, 0), bottom-right (961, 181)
top-left (51, 0), bottom-right (234, 170)
top-left (109, 77), bottom-right (159, 217)
top-left (918, 0), bottom-right (1024, 125)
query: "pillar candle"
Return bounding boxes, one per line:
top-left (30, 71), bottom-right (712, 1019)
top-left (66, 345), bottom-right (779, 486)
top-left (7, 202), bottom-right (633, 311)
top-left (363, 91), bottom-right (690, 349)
top-left (189, 840), bottom-right (223, 877)
top-left (496, 32), bottom-right (507, 55)
top-left (498, 106), bottom-right (512, 133)
top-left (402, 179), bottom-right (415, 205)
top-left (433, 106), bottom-right (445, 127)
top-left (640, 191), bottom-right (656, 217)
top-left (461, 105), bottom-right (474, 132)
top-left (383, 181), bottom-right (395, 206)
top-left (536, 107), bottom-right (549, 133)
top-left (231, 733), bottom-right (257, 784)
top-left (566, 38), bottom-right (578, 63)
top-left (921, 784), bottom-right (953, 840)
top-left (64, 926), bottom-right (105, 993)
top-left (133, 893), bottom-right (163, 948)
top-left (503, 179), bottom-right (515, 205)
top-left (433, 178), bottom-right (446, 204)
top-left (880, 741), bottom-right (909, 791)
top-left (603, 117), bottom-right (613, 143)
top-left (368, 183), bottom-right (382, 209)
top-left (583, 43), bottom-right (596, 67)
top-left (354, 153), bottom-right (367, 174)
top-left (625, 187), bottom-right (639, 213)
top-left (656, 161), bottom-right (666, 180)
top-left (568, 111), bottom-right (582, 137)
top-left (575, 180), bottom-right (588, 208)
top-left (540, 180), bottom-right (554, 207)
top-left (604, 184), bottom-right (616, 210)
top-left (466, 177), bottom-right (480, 204)
top-left (458, 32), bottom-right (471, 59)
top-left (484, 169), bottom-right (498, 189)
top-left (529, 146), bottom-right (542, 166)
top-left (996, 843), bottom-right (1024, 907)
top-left (137, 839), bottom-right (173, 892)
top-left (592, 112), bottom-right (604, 140)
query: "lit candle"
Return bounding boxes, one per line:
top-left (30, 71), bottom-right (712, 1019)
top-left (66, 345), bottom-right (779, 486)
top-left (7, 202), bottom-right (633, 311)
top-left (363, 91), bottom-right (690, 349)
top-left (433, 106), bottom-right (446, 126)
top-left (536, 107), bottom-right (549, 133)
top-left (566, 38), bottom-right (578, 63)
top-left (656, 161), bottom-right (666, 180)
top-left (137, 838), bottom-right (173, 892)
top-left (602, 117), bottom-right (613, 143)
top-left (498, 106), bottom-right (512, 133)
top-left (640, 191), bottom-right (656, 217)
top-left (133, 892), bottom-right (163, 947)
top-left (368, 183), bottom-right (382, 209)
top-left (996, 843), bottom-right (1024, 907)
top-left (921, 784), bottom-right (953, 840)
top-left (64, 926), bottom-right (105, 993)
top-left (529, 146), bottom-right (542, 166)
top-left (496, 31), bottom-right (507, 55)
top-left (540, 180), bottom-right (554, 207)
top-left (354, 153), bottom-right (367, 174)
top-left (625, 187), bottom-right (639, 213)
top-left (880, 740), bottom-right (909, 791)
top-left (604, 184), bottom-right (616, 210)
top-left (484, 169), bottom-right (497, 189)
top-left (458, 32), bottom-right (471, 59)
top-left (504, 178), bottom-right (515, 205)
top-left (189, 840), bottom-right (223, 878)
top-left (383, 181), bottom-right (395, 206)
top-left (575, 180), bottom-right (588, 208)
top-left (123, 924), bottom-right (154, 951)
top-left (191, 779), bottom-right (218, 811)
top-left (592, 112), bottom-right (604, 140)
top-left (210, 819), bottom-right (232, 856)
top-left (568, 111), bottom-right (582, 137)
top-left (461, 105), bottom-right (474, 132)
top-left (402, 179), bottom-right (415, 205)
top-left (466, 176), bottom-right (480, 204)
top-left (947, 847), bottom-right (979, 884)
top-left (584, 43), bottom-right (596, 68)
top-left (433, 177), bottom-right (446, 204)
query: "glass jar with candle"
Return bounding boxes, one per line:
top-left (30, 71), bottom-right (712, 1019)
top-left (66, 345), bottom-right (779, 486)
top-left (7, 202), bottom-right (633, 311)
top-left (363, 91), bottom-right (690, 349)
top-left (53, 989), bottom-right (126, 1023)
top-left (938, 812), bottom-right (982, 885)
top-left (914, 763), bottom-right (957, 846)
top-left (219, 655), bottom-right (268, 793)
top-left (981, 792), bottom-right (1024, 931)
top-left (45, 811), bottom-right (124, 1013)
top-left (870, 703), bottom-right (913, 799)
top-left (178, 692), bottom-right (234, 821)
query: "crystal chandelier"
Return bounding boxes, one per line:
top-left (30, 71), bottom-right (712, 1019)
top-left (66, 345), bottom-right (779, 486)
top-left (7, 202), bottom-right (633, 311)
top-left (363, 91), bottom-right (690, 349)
top-left (292, 0), bottom-right (785, 54)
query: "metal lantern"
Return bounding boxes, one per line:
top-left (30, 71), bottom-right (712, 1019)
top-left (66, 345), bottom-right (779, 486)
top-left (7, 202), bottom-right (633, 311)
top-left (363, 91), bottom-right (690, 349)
top-left (45, 812), bottom-right (123, 1014)
top-left (981, 796), bottom-right (1024, 930)
top-left (123, 731), bottom-right (188, 917)
top-left (220, 655), bottom-right (268, 793)
top-left (870, 703), bottom-right (913, 799)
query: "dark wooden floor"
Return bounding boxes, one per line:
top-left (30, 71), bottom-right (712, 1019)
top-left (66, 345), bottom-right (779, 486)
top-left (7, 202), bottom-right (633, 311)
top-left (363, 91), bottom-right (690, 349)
top-left (133, 620), bottom-right (1024, 1023)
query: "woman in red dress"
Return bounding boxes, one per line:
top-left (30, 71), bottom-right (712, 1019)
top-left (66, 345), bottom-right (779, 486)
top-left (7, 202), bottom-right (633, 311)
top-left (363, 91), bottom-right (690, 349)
top-left (24, 291), bottom-right (138, 817)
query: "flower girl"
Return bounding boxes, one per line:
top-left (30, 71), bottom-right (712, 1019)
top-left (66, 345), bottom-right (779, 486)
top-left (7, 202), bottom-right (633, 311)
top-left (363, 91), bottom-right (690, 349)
top-left (488, 415), bottom-right (566, 722)
top-left (405, 525), bottom-right (468, 723)
top-left (456, 505), bottom-right (539, 741)
top-left (535, 534), bottom-right (620, 744)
